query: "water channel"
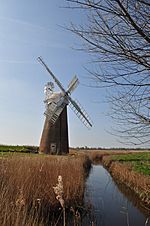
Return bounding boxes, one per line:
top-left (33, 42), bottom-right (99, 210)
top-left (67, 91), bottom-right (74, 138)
top-left (82, 165), bottom-right (150, 226)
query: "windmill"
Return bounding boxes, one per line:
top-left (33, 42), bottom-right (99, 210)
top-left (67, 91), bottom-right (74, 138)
top-left (38, 57), bottom-right (92, 154)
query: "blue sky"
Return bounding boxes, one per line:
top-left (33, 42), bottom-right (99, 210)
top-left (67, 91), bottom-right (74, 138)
top-left (0, 0), bottom-right (124, 148)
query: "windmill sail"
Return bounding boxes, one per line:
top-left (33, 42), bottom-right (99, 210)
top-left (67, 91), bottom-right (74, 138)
top-left (68, 96), bottom-right (92, 128)
top-left (38, 57), bottom-right (92, 128)
top-left (67, 75), bottom-right (79, 94)
top-left (37, 57), bottom-right (66, 94)
top-left (44, 94), bottom-right (68, 124)
top-left (45, 103), bottom-right (65, 124)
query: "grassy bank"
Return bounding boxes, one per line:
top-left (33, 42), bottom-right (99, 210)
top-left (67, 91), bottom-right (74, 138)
top-left (0, 145), bottom-right (38, 153)
top-left (101, 152), bottom-right (150, 208)
top-left (111, 152), bottom-right (150, 176)
top-left (0, 154), bottom-right (91, 226)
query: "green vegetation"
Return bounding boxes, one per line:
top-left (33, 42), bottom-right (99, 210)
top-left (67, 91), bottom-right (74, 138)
top-left (132, 161), bottom-right (150, 176)
top-left (0, 145), bottom-right (38, 153)
top-left (0, 152), bottom-right (39, 158)
top-left (112, 152), bottom-right (150, 161)
top-left (112, 152), bottom-right (150, 176)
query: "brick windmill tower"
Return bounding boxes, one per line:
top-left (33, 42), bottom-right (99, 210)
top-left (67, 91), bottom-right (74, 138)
top-left (38, 57), bottom-right (92, 154)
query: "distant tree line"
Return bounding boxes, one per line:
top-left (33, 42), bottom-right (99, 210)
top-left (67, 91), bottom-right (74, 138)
top-left (70, 146), bottom-right (150, 151)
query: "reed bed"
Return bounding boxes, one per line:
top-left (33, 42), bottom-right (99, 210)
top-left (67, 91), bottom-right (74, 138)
top-left (0, 154), bottom-right (91, 226)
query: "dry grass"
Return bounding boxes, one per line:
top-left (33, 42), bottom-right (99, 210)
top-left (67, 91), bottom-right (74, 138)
top-left (0, 154), bottom-right (91, 226)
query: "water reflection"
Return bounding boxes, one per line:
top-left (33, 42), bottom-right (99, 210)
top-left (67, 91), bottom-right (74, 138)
top-left (83, 165), bottom-right (150, 226)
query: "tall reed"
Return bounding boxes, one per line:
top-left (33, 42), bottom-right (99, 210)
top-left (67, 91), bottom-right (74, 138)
top-left (0, 154), bottom-right (91, 225)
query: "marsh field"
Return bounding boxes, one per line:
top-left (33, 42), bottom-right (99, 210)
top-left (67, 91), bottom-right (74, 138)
top-left (0, 147), bottom-right (150, 226)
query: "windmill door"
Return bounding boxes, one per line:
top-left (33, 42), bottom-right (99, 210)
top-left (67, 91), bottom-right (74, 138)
top-left (50, 143), bottom-right (56, 154)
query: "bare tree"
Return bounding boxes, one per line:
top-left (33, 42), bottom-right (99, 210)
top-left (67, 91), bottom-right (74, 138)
top-left (66, 0), bottom-right (150, 145)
